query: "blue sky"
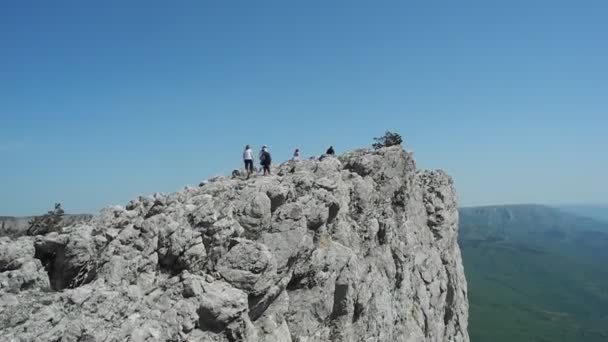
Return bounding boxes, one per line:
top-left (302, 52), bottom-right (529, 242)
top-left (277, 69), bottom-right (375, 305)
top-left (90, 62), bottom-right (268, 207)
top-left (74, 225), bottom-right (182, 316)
top-left (1, 1), bottom-right (607, 215)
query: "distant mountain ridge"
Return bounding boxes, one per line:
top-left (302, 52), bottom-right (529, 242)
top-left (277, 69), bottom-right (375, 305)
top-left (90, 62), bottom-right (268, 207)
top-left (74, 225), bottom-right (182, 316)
top-left (459, 204), bottom-right (608, 249)
top-left (459, 204), bottom-right (608, 342)
top-left (0, 214), bottom-right (93, 237)
top-left (558, 205), bottom-right (608, 223)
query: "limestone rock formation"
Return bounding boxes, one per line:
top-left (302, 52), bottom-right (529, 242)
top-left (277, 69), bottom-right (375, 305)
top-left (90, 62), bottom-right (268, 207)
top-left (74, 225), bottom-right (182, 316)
top-left (0, 146), bottom-right (469, 342)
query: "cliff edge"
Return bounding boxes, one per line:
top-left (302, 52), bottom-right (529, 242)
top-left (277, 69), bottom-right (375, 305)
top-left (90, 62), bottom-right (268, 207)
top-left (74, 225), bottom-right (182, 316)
top-left (0, 146), bottom-right (469, 341)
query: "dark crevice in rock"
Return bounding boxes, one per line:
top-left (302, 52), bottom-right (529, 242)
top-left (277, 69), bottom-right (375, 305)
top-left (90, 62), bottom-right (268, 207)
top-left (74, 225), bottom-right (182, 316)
top-left (197, 307), bottom-right (226, 333)
top-left (306, 218), bottom-right (325, 232)
top-left (429, 227), bottom-right (442, 241)
top-left (248, 289), bottom-right (284, 322)
top-left (444, 277), bottom-right (455, 326)
top-left (0, 261), bottom-right (18, 273)
top-left (226, 319), bottom-right (253, 342)
top-left (286, 269), bottom-right (317, 291)
top-left (34, 240), bottom-right (96, 291)
top-left (391, 250), bottom-right (404, 289)
top-left (34, 245), bottom-right (67, 291)
top-left (329, 283), bottom-right (350, 319)
top-left (157, 262), bottom-right (182, 277)
top-left (423, 311), bottom-right (430, 337)
top-left (377, 226), bottom-right (387, 245)
top-left (76, 333), bottom-right (96, 342)
top-left (247, 292), bottom-right (267, 321)
top-left (392, 186), bottom-right (407, 208)
top-left (327, 202), bottom-right (340, 224)
top-left (69, 262), bottom-right (98, 289)
top-left (267, 191), bottom-right (286, 213)
top-left (352, 300), bottom-right (365, 322)
top-left (20, 279), bottom-right (36, 290)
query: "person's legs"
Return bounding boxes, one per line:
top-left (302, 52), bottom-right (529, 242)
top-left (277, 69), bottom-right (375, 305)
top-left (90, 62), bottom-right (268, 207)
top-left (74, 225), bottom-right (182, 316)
top-left (264, 165), bottom-right (270, 175)
top-left (245, 160), bottom-right (253, 173)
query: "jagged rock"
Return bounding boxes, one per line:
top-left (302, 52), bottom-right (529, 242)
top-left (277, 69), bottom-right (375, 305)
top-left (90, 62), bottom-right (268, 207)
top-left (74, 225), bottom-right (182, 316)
top-left (0, 237), bottom-right (49, 293)
top-left (0, 146), bottom-right (469, 341)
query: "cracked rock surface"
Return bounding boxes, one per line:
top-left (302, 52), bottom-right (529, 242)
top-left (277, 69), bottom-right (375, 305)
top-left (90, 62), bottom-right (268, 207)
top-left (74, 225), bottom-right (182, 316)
top-left (0, 146), bottom-right (469, 342)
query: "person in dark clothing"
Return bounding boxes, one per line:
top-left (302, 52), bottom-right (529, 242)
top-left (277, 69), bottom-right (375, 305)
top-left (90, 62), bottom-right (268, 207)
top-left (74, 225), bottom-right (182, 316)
top-left (260, 147), bottom-right (272, 175)
top-left (326, 146), bottom-right (335, 155)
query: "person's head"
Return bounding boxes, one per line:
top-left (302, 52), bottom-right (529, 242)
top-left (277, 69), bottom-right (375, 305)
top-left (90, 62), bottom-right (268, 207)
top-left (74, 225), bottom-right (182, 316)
top-left (295, 148), bottom-right (299, 153)
top-left (245, 144), bottom-right (250, 150)
top-left (262, 145), bottom-right (268, 151)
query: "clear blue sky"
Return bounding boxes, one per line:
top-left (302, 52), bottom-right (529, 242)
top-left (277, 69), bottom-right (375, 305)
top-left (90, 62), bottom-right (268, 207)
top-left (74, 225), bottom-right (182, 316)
top-left (1, 1), bottom-right (607, 216)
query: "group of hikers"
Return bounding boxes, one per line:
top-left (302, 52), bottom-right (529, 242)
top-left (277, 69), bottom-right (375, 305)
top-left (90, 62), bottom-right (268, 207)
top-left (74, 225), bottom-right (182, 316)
top-left (242, 145), bottom-right (335, 177)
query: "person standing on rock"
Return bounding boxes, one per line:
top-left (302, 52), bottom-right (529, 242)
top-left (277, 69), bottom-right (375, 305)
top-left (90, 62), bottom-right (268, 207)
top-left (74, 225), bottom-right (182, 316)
top-left (257, 145), bottom-right (267, 174)
top-left (292, 148), bottom-right (301, 161)
top-left (260, 146), bottom-right (272, 176)
top-left (243, 145), bottom-right (254, 177)
top-left (259, 145), bottom-right (267, 159)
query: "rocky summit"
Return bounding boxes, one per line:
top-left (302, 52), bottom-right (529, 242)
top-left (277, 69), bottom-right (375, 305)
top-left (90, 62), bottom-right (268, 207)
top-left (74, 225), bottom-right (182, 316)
top-left (0, 146), bottom-right (469, 342)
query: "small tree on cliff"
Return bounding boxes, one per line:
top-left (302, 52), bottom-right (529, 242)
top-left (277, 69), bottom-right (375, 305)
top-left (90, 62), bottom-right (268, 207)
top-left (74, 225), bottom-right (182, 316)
top-left (27, 203), bottom-right (65, 236)
top-left (372, 131), bottom-right (403, 149)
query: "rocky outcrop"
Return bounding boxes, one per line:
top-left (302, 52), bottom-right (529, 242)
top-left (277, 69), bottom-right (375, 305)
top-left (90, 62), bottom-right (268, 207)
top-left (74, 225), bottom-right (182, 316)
top-left (0, 146), bottom-right (469, 342)
top-left (0, 214), bottom-right (93, 238)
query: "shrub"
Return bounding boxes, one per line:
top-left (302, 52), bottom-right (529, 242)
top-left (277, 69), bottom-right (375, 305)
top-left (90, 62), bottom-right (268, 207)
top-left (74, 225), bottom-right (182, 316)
top-left (372, 131), bottom-right (403, 149)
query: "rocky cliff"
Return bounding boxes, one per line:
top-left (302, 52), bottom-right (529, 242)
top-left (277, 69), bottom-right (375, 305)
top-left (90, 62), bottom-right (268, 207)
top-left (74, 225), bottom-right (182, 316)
top-left (0, 146), bottom-right (469, 342)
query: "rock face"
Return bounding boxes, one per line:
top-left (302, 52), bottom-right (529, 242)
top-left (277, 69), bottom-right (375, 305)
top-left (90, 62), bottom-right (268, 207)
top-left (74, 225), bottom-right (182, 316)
top-left (0, 146), bottom-right (469, 342)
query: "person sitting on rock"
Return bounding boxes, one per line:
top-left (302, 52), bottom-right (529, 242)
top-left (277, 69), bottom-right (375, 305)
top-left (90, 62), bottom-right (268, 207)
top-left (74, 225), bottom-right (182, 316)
top-left (243, 145), bottom-right (254, 177)
top-left (326, 146), bottom-right (335, 155)
top-left (260, 146), bottom-right (272, 176)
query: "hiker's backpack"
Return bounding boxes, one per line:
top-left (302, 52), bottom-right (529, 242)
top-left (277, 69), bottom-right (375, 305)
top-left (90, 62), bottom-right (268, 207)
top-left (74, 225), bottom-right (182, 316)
top-left (261, 151), bottom-right (271, 164)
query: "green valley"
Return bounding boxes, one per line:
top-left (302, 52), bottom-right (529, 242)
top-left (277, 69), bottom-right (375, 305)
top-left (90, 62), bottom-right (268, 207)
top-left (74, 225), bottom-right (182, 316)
top-left (459, 205), bottom-right (608, 342)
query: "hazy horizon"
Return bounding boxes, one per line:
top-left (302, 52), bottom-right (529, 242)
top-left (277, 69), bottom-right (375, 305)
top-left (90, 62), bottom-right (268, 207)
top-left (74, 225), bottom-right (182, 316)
top-left (1, 1), bottom-right (607, 216)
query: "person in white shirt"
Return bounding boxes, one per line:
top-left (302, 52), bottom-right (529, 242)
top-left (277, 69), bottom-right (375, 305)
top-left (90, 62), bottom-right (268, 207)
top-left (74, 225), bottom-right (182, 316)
top-left (243, 145), bottom-right (254, 177)
top-left (292, 148), bottom-right (301, 161)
